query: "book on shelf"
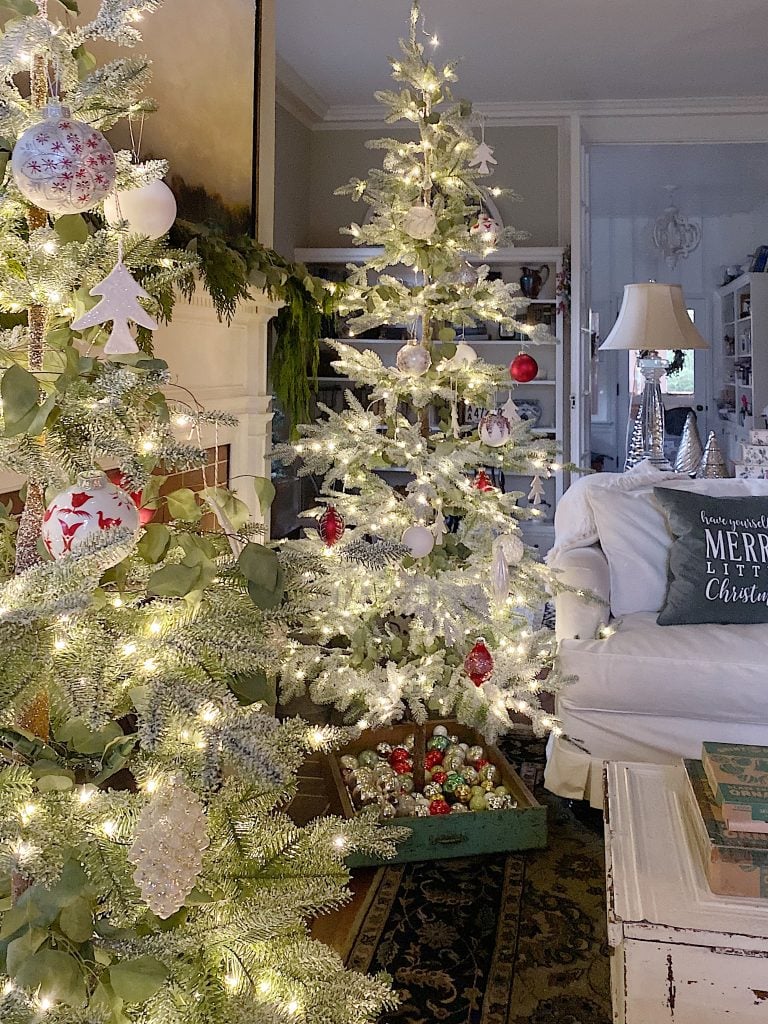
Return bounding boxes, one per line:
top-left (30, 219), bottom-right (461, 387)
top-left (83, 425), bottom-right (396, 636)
top-left (701, 741), bottom-right (768, 833)
top-left (682, 759), bottom-right (768, 898)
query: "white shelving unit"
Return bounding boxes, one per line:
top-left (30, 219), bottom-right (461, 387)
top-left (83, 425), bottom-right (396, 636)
top-left (295, 246), bottom-right (567, 544)
top-left (714, 273), bottom-right (768, 469)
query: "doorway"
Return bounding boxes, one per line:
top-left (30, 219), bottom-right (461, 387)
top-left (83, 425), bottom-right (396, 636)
top-left (584, 142), bottom-right (768, 473)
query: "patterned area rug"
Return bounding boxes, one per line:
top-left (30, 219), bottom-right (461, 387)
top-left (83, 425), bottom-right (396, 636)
top-left (345, 738), bottom-right (611, 1024)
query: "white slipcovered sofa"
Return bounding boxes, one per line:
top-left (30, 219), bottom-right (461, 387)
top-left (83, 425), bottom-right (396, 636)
top-left (544, 461), bottom-right (768, 807)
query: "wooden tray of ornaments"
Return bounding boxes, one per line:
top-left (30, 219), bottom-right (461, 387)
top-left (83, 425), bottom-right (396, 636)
top-left (325, 720), bottom-right (547, 865)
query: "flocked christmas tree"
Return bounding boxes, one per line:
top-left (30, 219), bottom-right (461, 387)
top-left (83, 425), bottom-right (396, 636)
top-left (276, 0), bottom-right (567, 751)
top-left (0, 3), bottom-right (403, 1023)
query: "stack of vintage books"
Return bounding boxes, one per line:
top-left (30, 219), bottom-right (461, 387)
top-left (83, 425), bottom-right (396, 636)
top-left (684, 742), bottom-right (768, 897)
top-left (735, 429), bottom-right (768, 479)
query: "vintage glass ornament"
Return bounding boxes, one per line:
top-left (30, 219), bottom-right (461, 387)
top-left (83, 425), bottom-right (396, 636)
top-left (103, 179), bottom-right (177, 239)
top-left (378, 801), bottom-right (397, 819)
top-left (403, 733), bottom-right (415, 751)
top-left (464, 638), bottom-right (494, 686)
top-left (396, 339), bottom-right (431, 376)
top-left (128, 778), bottom-right (209, 919)
top-left (396, 794), bottom-right (417, 817)
top-left (469, 793), bottom-right (488, 811)
top-left (444, 744), bottom-right (465, 763)
top-left (427, 734), bottom-right (449, 752)
top-left (467, 745), bottom-right (484, 764)
top-left (340, 754), bottom-right (359, 772)
top-left (424, 783), bottom-right (443, 800)
top-left (461, 766), bottom-right (480, 786)
top-left (12, 102), bottom-right (116, 214)
top-left (413, 800), bottom-right (430, 817)
top-left (389, 745), bottom-right (410, 764)
top-left (431, 768), bottom-right (448, 785)
top-left (454, 783), bottom-right (472, 804)
top-left (451, 802), bottom-right (469, 813)
top-left (472, 468), bottom-right (496, 493)
top-left (402, 524), bottom-right (435, 557)
top-left (42, 472), bottom-right (139, 563)
top-left (479, 411), bottom-right (511, 448)
top-left (398, 775), bottom-right (415, 794)
top-left (376, 742), bottom-right (393, 758)
top-left (475, 758), bottom-right (490, 771)
top-left (318, 504), bottom-right (345, 547)
top-left (392, 760), bottom-right (413, 776)
top-left (443, 774), bottom-right (463, 799)
top-left (402, 204), bottom-right (437, 239)
top-left (479, 763), bottom-right (499, 785)
top-left (429, 799), bottom-right (451, 816)
top-left (424, 750), bottom-right (444, 770)
top-left (509, 352), bottom-right (539, 383)
top-left (357, 749), bottom-right (379, 768)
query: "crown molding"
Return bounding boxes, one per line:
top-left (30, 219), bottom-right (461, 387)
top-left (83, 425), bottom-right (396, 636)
top-left (276, 56), bottom-right (330, 129)
top-left (312, 94), bottom-right (768, 130)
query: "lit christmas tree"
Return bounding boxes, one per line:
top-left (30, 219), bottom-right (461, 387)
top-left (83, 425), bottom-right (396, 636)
top-left (275, 0), bottom-right (567, 751)
top-left (0, 4), bottom-right (402, 1023)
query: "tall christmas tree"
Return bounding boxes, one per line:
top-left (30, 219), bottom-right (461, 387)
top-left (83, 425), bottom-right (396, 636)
top-left (0, 4), bottom-right (402, 1023)
top-left (275, 0), bottom-right (566, 747)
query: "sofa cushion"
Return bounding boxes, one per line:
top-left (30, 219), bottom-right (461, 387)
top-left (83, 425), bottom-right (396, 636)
top-left (550, 462), bottom-right (768, 617)
top-left (655, 487), bottom-right (768, 625)
top-left (558, 611), bottom-right (768, 724)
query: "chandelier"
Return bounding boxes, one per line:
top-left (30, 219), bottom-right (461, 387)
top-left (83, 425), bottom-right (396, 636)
top-left (652, 185), bottom-right (701, 269)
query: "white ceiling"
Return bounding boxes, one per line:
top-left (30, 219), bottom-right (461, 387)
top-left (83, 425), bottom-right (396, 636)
top-left (590, 144), bottom-right (768, 217)
top-left (276, 0), bottom-right (768, 108)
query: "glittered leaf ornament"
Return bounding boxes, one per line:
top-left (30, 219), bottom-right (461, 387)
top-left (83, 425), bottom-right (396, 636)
top-left (71, 260), bottom-right (158, 355)
top-left (128, 778), bottom-right (210, 919)
top-left (491, 543), bottom-right (509, 607)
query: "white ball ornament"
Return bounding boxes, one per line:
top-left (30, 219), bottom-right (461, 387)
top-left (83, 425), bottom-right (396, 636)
top-left (440, 343), bottom-right (478, 371)
top-left (432, 725), bottom-right (449, 737)
top-left (12, 102), bottom-right (116, 215)
top-left (402, 525), bottom-right (436, 558)
top-left (103, 179), bottom-right (177, 239)
top-left (402, 205), bottom-right (437, 240)
top-left (396, 340), bottom-right (432, 376)
top-left (42, 472), bottom-right (140, 563)
top-left (479, 411), bottom-right (511, 448)
top-left (495, 532), bottom-right (525, 566)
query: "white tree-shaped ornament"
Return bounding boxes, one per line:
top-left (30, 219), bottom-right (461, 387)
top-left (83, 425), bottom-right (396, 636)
top-left (528, 474), bottom-right (546, 507)
top-left (71, 261), bottom-right (158, 355)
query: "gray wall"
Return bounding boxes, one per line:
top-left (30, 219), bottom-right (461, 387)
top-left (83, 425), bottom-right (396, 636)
top-left (274, 112), bottom-right (560, 254)
top-left (274, 107), bottom-right (313, 257)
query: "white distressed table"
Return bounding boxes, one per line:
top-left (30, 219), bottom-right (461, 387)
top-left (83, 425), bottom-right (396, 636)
top-left (605, 761), bottom-right (768, 1023)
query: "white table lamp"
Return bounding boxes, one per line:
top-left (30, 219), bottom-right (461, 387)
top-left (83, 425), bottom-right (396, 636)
top-left (600, 283), bottom-right (709, 470)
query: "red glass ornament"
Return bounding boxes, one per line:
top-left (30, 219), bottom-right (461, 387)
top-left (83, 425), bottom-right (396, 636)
top-left (509, 353), bottom-right (539, 383)
top-left (393, 760), bottom-right (413, 775)
top-left (429, 799), bottom-right (451, 815)
top-left (107, 469), bottom-right (155, 525)
top-left (389, 746), bottom-right (410, 764)
top-left (424, 750), bottom-right (444, 770)
top-left (431, 769), bottom-right (448, 785)
top-left (474, 758), bottom-right (490, 771)
top-left (472, 469), bottom-right (496, 493)
top-left (318, 505), bottom-right (345, 547)
top-left (464, 638), bottom-right (494, 687)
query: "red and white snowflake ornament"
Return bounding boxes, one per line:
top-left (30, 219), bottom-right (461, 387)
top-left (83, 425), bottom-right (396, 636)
top-left (11, 102), bottom-right (116, 215)
top-left (42, 472), bottom-right (140, 562)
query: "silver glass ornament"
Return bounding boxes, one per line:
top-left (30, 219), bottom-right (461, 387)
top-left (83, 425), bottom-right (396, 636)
top-left (674, 411), bottom-right (704, 476)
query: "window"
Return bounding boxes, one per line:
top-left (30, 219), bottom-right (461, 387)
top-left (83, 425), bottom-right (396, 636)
top-left (628, 309), bottom-right (696, 396)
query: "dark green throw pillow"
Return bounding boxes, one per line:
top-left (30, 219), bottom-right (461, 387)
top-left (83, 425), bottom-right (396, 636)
top-left (654, 487), bottom-right (768, 626)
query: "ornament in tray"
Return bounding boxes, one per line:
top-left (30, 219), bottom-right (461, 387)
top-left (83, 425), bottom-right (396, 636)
top-left (339, 723), bottom-right (518, 819)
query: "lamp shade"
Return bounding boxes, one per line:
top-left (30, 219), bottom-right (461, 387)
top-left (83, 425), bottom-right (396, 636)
top-left (599, 283), bottom-right (709, 351)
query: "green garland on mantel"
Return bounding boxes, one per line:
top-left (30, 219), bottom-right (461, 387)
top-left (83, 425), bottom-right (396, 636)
top-left (169, 179), bottom-right (335, 435)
